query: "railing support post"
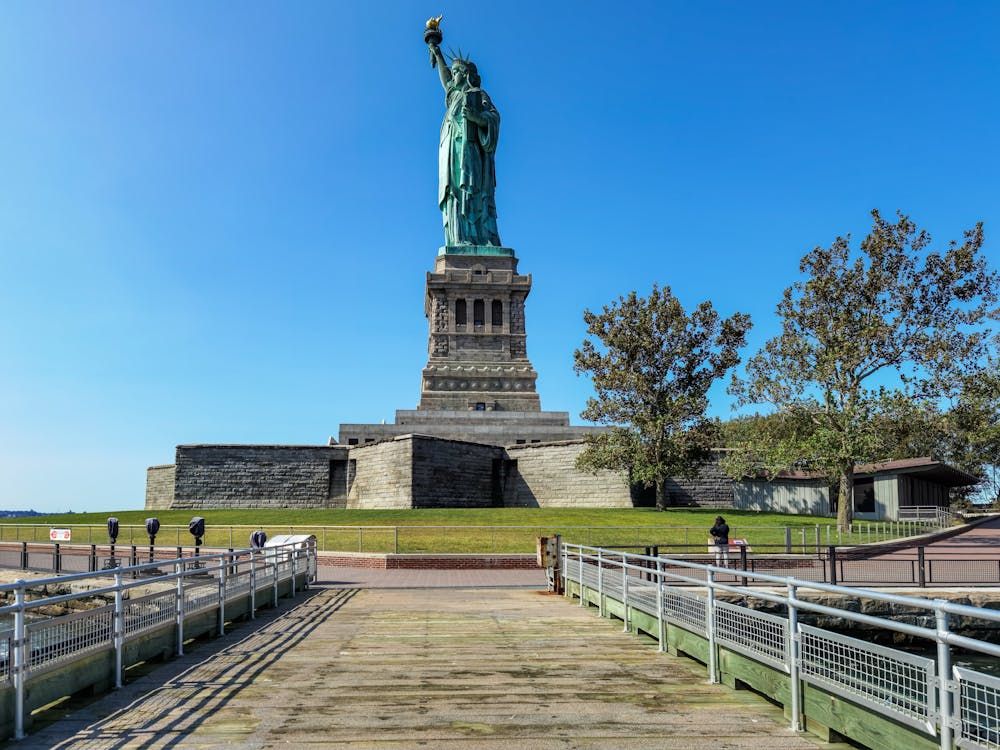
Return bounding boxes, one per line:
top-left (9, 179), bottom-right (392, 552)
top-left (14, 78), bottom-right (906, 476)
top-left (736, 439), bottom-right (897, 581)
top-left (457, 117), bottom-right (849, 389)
top-left (551, 535), bottom-right (562, 595)
top-left (656, 558), bottom-right (665, 653)
top-left (175, 561), bottom-right (185, 656)
top-left (918, 546), bottom-right (927, 588)
top-left (561, 545), bottom-right (569, 598)
top-left (740, 544), bottom-right (749, 587)
top-left (249, 551), bottom-right (257, 620)
top-left (578, 550), bottom-right (585, 607)
top-left (217, 556), bottom-right (226, 637)
top-left (706, 569), bottom-right (718, 684)
top-left (272, 557), bottom-right (278, 607)
top-left (788, 582), bottom-right (802, 732)
top-left (828, 546), bottom-right (838, 586)
top-left (597, 549), bottom-right (604, 617)
top-left (13, 584), bottom-right (26, 740)
top-left (54, 543), bottom-right (61, 574)
top-left (113, 571), bottom-right (124, 689)
top-left (20, 541), bottom-right (27, 570)
top-left (936, 604), bottom-right (953, 750)
top-left (621, 555), bottom-right (630, 633)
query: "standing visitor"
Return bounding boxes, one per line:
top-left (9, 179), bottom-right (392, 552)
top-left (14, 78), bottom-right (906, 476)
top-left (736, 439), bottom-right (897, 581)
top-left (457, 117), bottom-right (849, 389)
top-left (710, 516), bottom-right (730, 567)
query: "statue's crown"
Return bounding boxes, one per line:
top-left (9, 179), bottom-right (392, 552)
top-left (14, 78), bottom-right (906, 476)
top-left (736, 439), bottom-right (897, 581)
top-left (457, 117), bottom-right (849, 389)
top-left (448, 47), bottom-right (473, 66)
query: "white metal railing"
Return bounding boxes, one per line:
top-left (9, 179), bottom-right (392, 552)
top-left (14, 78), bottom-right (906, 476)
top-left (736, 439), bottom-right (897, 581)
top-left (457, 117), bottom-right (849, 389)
top-left (799, 623), bottom-right (937, 732)
top-left (0, 540), bottom-right (316, 741)
top-left (899, 506), bottom-right (956, 527)
top-left (715, 599), bottom-right (788, 670)
top-left (26, 606), bottom-right (114, 674)
top-left (955, 667), bottom-right (1000, 750)
top-left (559, 542), bottom-right (1000, 750)
top-left (124, 590), bottom-right (176, 637)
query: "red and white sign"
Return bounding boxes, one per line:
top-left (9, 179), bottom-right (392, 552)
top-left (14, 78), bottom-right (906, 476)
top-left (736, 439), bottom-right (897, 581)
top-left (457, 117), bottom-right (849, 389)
top-left (49, 528), bottom-right (71, 542)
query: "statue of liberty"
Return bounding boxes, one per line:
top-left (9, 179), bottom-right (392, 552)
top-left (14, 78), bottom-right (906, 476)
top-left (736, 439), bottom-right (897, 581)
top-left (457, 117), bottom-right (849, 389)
top-left (424, 17), bottom-right (502, 247)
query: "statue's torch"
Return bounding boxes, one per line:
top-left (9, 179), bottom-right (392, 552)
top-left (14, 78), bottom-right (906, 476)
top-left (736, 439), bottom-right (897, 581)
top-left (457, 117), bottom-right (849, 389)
top-left (425, 15), bottom-right (443, 66)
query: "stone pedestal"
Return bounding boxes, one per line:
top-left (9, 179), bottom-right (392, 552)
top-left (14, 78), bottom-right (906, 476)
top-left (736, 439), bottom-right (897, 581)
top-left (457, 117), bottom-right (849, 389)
top-left (335, 243), bottom-right (605, 447)
top-left (419, 246), bottom-right (540, 412)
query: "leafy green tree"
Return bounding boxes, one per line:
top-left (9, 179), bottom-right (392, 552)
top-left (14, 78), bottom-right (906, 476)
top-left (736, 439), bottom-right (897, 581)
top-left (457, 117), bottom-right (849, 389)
top-left (721, 389), bottom-right (995, 503)
top-left (728, 210), bottom-right (998, 529)
top-left (946, 365), bottom-right (1000, 505)
top-left (574, 284), bottom-right (751, 510)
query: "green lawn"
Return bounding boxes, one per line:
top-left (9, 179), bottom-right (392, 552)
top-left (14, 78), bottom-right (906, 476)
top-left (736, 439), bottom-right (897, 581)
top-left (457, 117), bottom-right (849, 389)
top-left (0, 508), bottom-right (905, 553)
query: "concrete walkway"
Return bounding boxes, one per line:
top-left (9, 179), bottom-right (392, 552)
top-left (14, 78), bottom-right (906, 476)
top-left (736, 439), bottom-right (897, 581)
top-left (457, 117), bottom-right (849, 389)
top-left (321, 565), bottom-right (546, 589)
top-left (12, 583), bottom-right (829, 750)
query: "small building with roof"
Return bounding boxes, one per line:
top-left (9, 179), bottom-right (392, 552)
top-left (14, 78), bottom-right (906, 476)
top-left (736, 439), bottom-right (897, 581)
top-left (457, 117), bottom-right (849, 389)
top-left (734, 457), bottom-right (979, 520)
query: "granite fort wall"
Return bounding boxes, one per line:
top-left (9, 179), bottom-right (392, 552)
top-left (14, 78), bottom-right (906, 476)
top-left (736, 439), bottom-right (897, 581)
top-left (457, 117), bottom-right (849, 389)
top-left (346, 435), bottom-right (502, 509)
top-left (147, 439), bottom-right (742, 511)
top-left (663, 450), bottom-right (737, 508)
top-left (346, 438), bottom-right (413, 509)
top-left (410, 435), bottom-right (503, 508)
top-left (145, 465), bottom-right (176, 510)
top-left (503, 441), bottom-right (634, 508)
top-left (171, 445), bottom-right (349, 510)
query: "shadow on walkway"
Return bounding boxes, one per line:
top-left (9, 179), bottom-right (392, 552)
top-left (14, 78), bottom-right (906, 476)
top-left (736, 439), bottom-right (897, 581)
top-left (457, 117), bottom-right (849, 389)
top-left (17, 588), bottom-right (357, 750)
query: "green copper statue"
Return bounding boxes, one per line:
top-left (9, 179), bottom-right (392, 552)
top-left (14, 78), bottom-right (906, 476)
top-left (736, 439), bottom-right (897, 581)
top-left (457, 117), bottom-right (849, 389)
top-left (424, 16), bottom-right (502, 247)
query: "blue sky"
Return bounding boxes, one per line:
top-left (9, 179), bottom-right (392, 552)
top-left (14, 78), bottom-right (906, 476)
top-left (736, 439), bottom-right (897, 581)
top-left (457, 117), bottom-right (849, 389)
top-left (1, 1), bottom-right (997, 512)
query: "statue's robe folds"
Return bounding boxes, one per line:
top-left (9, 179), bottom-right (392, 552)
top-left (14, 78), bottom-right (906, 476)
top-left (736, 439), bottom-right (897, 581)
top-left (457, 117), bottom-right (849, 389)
top-left (438, 82), bottom-right (501, 246)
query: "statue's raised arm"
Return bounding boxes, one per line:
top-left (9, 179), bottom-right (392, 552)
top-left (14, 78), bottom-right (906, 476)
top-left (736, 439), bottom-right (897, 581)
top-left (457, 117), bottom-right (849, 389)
top-left (424, 16), bottom-right (451, 91)
top-left (422, 16), bottom-right (502, 249)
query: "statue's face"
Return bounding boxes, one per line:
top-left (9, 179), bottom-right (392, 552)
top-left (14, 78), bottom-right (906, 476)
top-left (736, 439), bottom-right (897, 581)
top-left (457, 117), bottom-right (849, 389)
top-left (451, 62), bottom-right (468, 86)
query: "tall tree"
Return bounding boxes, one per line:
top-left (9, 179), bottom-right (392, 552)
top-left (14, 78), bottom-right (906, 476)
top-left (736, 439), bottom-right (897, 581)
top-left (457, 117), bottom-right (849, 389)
top-left (574, 285), bottom-right (751, 510)
top-left (729, 210), bottom-right (998, 529)
top-left (945, 365), bottom-right (1000, 505)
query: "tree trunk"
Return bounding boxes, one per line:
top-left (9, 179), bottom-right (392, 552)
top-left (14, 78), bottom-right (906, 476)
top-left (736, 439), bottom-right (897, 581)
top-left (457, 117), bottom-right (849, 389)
top-left (837, 464), bottom-right (854, 532)
top-left (655, 479), bottom-right (666, 511)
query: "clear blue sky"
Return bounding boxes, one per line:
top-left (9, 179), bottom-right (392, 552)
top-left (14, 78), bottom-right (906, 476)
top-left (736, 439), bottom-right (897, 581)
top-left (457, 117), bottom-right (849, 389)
top-left (2, 1), bottom-right (997, 512)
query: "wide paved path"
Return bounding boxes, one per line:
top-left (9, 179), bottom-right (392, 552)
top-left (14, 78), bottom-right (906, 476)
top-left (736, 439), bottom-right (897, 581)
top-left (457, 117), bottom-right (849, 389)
top-left (17, 585), bottom-right (825, 750)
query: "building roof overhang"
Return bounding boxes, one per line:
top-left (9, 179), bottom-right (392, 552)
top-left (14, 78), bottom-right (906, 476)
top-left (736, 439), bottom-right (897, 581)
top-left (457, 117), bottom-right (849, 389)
top-left (761, 457), bottom-right (979, 487)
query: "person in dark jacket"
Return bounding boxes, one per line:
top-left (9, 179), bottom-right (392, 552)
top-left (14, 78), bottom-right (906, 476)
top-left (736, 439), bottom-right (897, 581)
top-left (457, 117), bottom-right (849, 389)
top-left (710, 516), bottom-right (730, 567)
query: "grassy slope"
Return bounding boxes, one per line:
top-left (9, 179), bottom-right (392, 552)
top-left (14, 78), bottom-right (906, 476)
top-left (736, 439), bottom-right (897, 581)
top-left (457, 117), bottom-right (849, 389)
top-left (5, 507), bottom-right (834, 529)
top-left (0, 508), bottom-right (870, 553)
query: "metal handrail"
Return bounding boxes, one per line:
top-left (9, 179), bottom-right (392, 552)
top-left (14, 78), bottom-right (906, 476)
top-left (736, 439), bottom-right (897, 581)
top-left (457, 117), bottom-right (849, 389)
top-left (568, 542), bottom-right (1000, 625)
top-left (2, 540), bottom-right (317, 740)
top-left (559, 541), bottom-right (1000, 750)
